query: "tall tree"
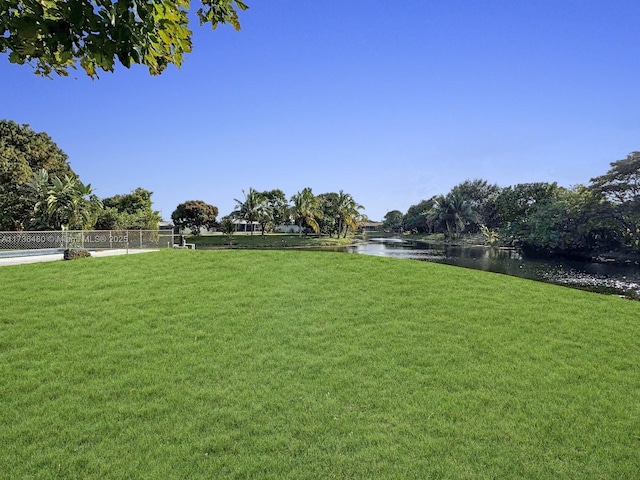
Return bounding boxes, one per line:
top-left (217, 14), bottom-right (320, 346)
top-left (233, 188), bottom-right (268, 235)
top-left (46, 175), bottom-right (103, 230)
top-left (337, 191), bottom-right (364, 238)
top-left (24, 168), bottom-right (54, 229)
top-left (317, 192), bottom-right (339, 236)
top-left (255, 202), bottom-right (272, 236)
top-left (171, 200), bottom-right (218, 235)
top-left (382, 210), bottom-right (404, 233)
top-left (0, 120), bottom-right (77, 230)
top-left (1, 0), bottom-right (249, 77)
top-left (449, 178), bottom-right (501, 229)
top-left (589, 152), bottom-right (640, 203)
top-left (261, 189), bottom-right (289, 229)
top-left (0, 120), bottom-right (73, 183)
top-left (495, 182), bottom-right (560, 226)
top-left (428, 194), bottom-right (478, 239)
top-left (1, 174), bottom-right (39, 231)
top-left (96, 187), bottom-right (161, 229)
top-left (290, 188), bottom-right (323, 237)
top-left (403, 198), bottom-right (437, 234)
top-left (589, 152), bottom-right (640, 252)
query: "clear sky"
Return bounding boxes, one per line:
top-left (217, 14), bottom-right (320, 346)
top-left (2, 0), bottom-right (639, 221)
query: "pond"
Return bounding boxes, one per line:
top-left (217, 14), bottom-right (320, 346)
top-left (347, 237), bottom-right (640, 300)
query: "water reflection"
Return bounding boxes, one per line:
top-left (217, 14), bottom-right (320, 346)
top-left (348, 237), bottom-right (640, 300)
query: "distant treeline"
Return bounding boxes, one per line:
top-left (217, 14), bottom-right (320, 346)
top-left (384, 152), bottom-right (640, 260)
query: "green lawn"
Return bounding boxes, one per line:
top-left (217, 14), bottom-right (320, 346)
top-left (1, 249), bottom-right (638, 479)
top-left (188, 233), bottom-right (354, 248)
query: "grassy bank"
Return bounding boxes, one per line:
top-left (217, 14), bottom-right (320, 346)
top-left (188, 233), bottom-right (355, 248)
top-left (1, 250), bottom-right (638, 479)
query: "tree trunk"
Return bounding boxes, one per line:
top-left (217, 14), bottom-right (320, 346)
top-left (445, 220), bottom-right (453, 239)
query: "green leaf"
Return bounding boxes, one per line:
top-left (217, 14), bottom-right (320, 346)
top-left (2, 0), bottom-right (248, 77)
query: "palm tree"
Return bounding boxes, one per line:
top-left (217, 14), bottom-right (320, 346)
top-left (25, 169), bottom-right (53, 229)
top-left (233, 188), bottom-right (269, 235)
top-left (336, 190), bottom-right (364, 238)
top-left (290, 188), bottom-right (323, 237)
top-left (261, 189), bottom-right (289, 229)
top-left (47, 175), bottom-right (102, 229)
top-left (255, 203), bottom-right (272, 235)
top-left (429, 193), bottom-right (478, 239)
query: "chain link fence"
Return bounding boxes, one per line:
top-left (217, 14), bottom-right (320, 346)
top-left (0, 230), bottom-right (175, 250)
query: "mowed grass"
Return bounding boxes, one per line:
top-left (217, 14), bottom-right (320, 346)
top-left (189, 233), bottom-right (354, 248)
top-left (1, 250), bottom-right (638, 479)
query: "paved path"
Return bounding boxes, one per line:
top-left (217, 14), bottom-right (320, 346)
top-left (0, 249), bottom-right (159, 267)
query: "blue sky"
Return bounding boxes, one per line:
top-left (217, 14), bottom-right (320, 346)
top-left (2, 0), bottom-right (639, 221)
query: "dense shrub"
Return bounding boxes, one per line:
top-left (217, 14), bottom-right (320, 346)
top-left (63, 248), bottom-right (91, 261)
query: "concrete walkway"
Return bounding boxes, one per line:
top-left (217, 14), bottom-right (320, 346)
top-left (0, 249), bottom-right (159, 267)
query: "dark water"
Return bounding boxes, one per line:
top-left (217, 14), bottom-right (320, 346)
top-left (347, 237), bottom-right (640, 300)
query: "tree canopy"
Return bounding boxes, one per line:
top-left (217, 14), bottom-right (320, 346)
top-left (1, 120), bottom-right (166, 231)
top-left (171, 200), bottom-right (218, 234)
top-left (0, 120), bottom-right (77, 230)
top-left (260, 189), bottom-right (288, 229)
top-left (96, 187), bottom-right (161, 229)
top-left (589, 151), bottom-right (640, 203)
top-left (589, 152), bottom-right (640, 252)
top-left (391, 153), bottom-right (640, 257)
top-left (45, 173), bottom-right (102, 229)
top-left (450, 178), bottom-right (501, 229)
top-left (334, 190), bottom-right (364, 238)
top-left (290, 188), bottom-right (322, 237)
top-left (402, 198), bottom-right (436, 233)
top-left (382, 210), bottom-right (404, 233)
top-left (0, 119), bottom-right (73, 183)
top-left (233, 188), bottom-right (269, 235)
top-left (428, 193), bottom-right (479, 239)
top-left (1, 0), bottom-right (249, 77)
top-left (494, 182), bottom-right (560, 226)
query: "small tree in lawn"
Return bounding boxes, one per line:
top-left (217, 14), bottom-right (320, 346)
top-left (171, 200), bottom-right (218, 236)
top-left (220, 216), bottom-right (236, 244)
